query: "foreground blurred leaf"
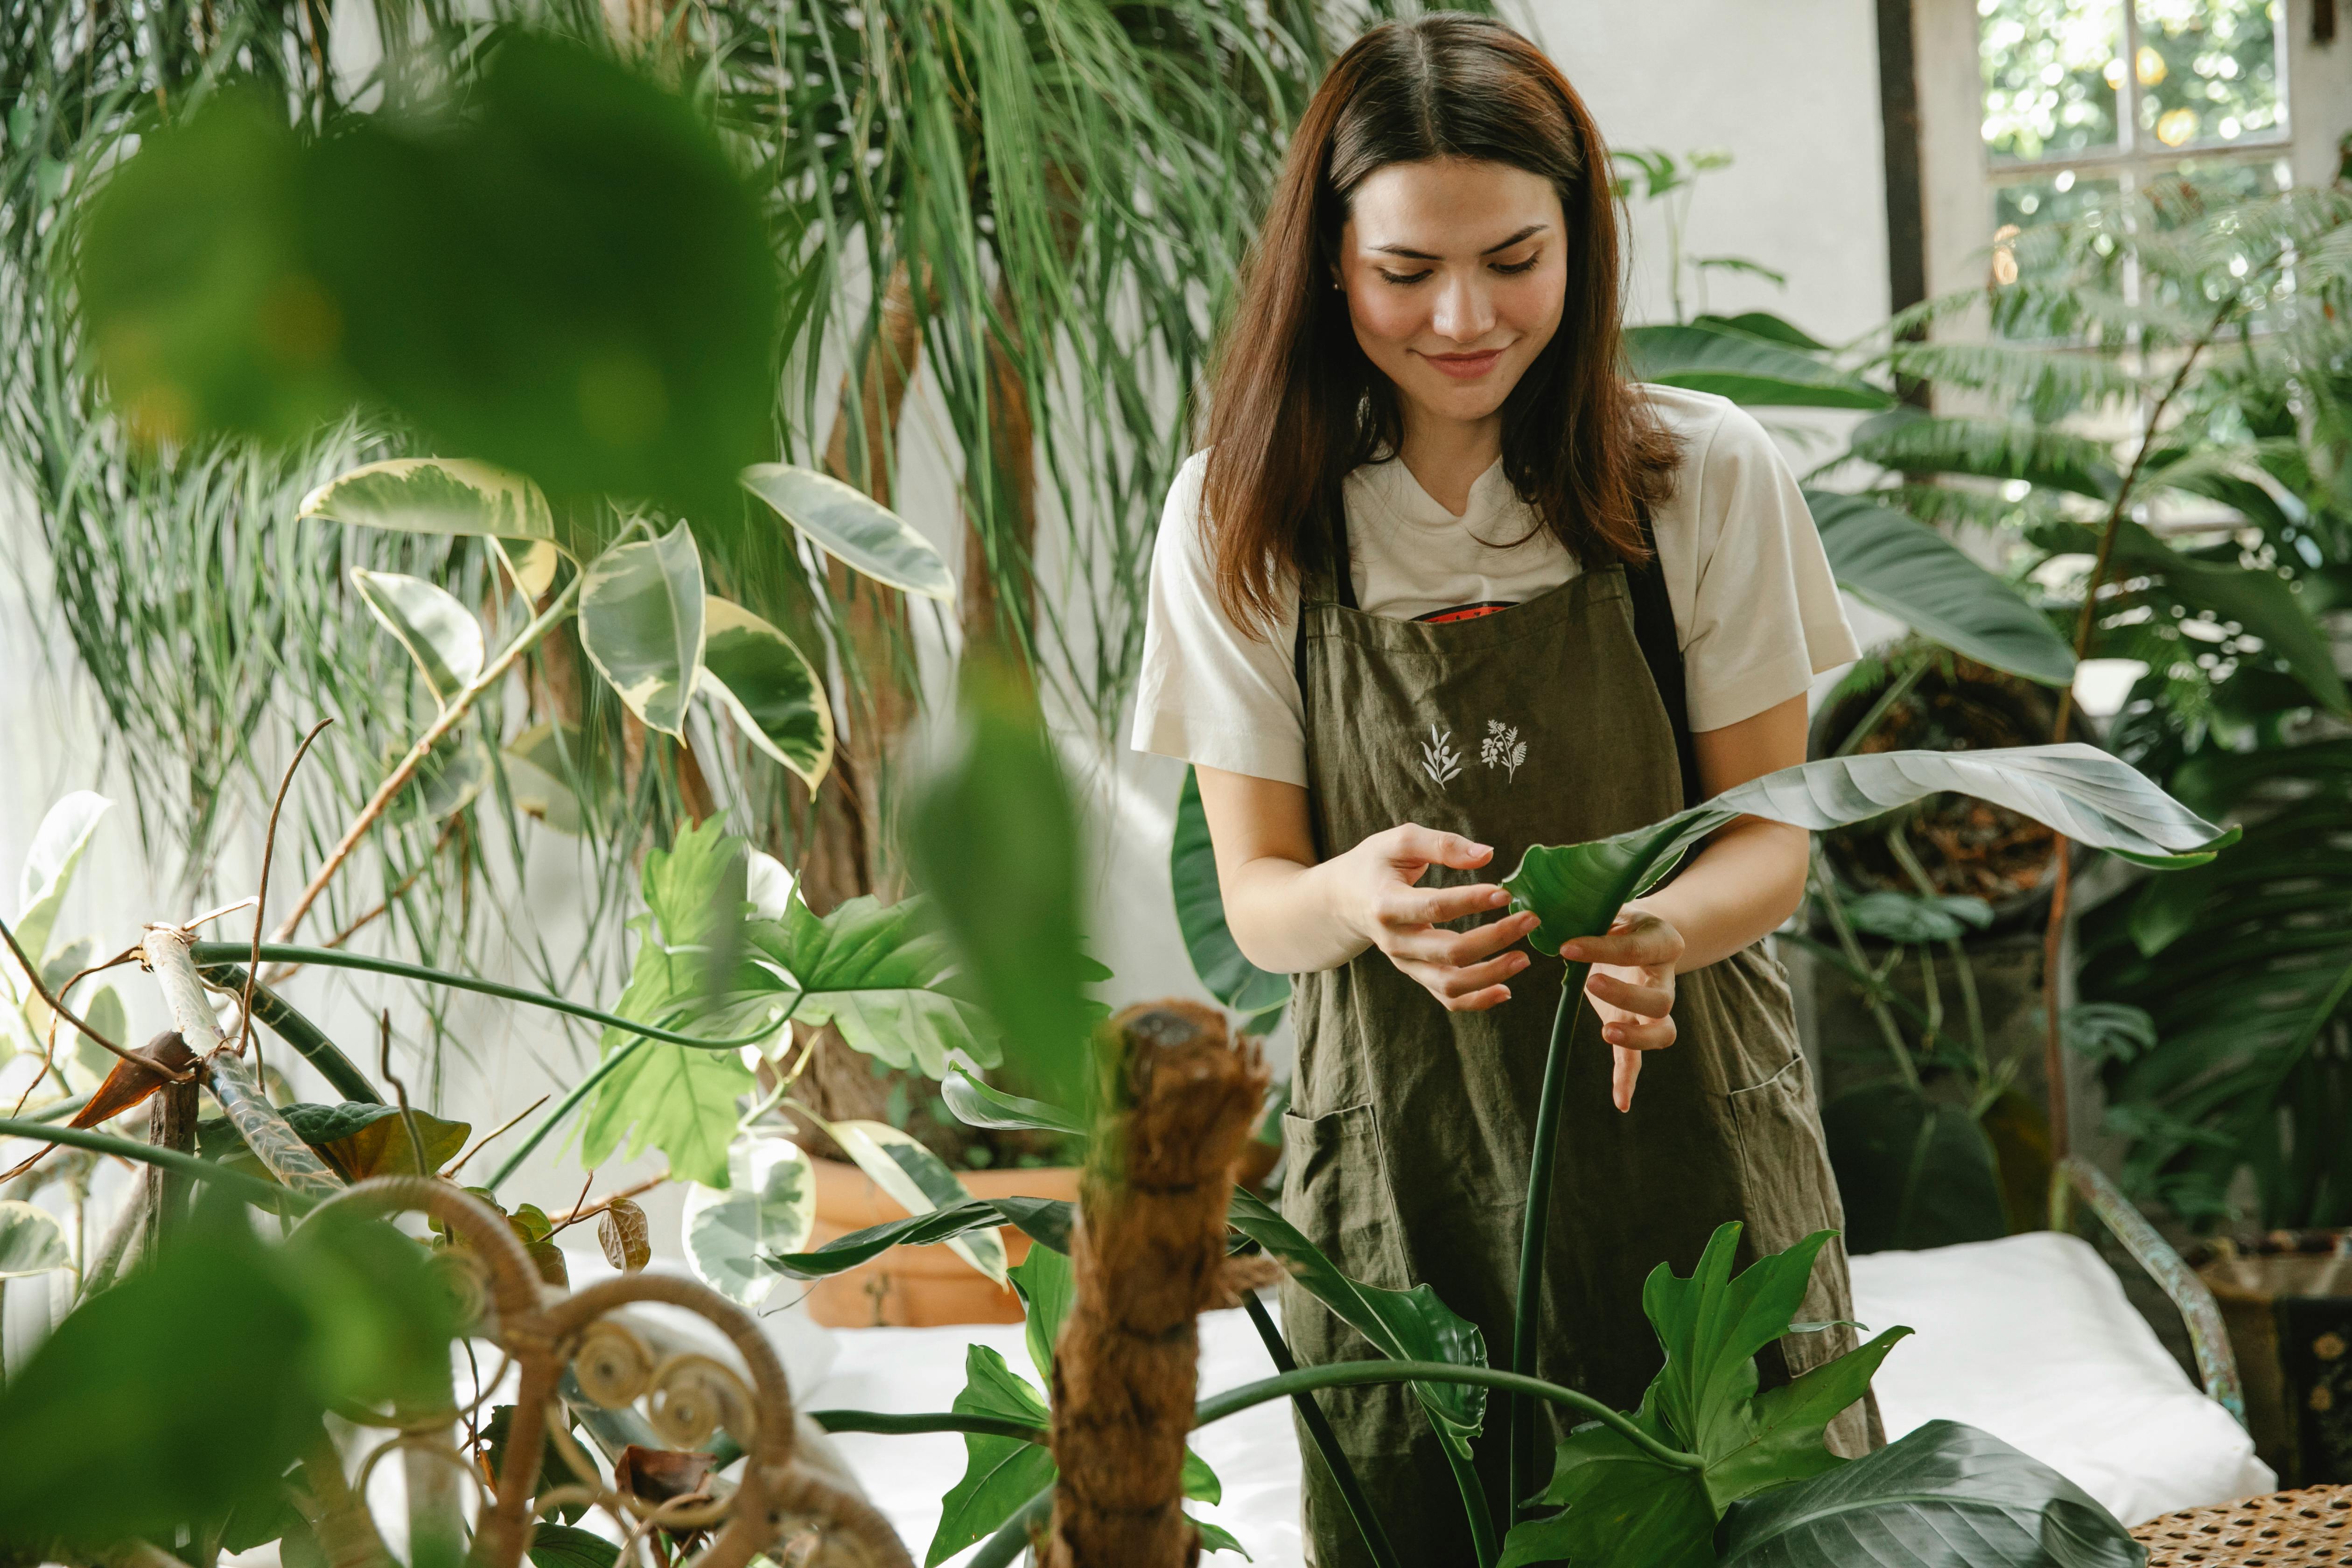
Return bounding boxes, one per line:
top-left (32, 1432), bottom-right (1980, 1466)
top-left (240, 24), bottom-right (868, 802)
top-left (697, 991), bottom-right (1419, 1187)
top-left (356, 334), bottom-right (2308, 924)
top-left (350, 567), bottom-right (484, 706)
top-left (906, 661), bottom-right (1092, 1111)
top-left (680, 1136), bottom-right (815, 1306)
top-left (1504, 745), bottom-right (2230, 956)
top-left (1173, 767), bottom-right (1288, 1032)
top-left (578, 522), bottom-right (705, 738)
top-left (741, 464), bottom-right (955, 599)
top-left (699, 595), bottom-right (833, 787)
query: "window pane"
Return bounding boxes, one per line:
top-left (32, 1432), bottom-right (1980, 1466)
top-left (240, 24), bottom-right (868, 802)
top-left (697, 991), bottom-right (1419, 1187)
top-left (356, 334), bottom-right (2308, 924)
top-left (1980, 0), bottom-right (2125, 161)
top-left (2135, 0), bottom-right (2286, 149)
top-left (1994, 169), bottom-right (2123, 235)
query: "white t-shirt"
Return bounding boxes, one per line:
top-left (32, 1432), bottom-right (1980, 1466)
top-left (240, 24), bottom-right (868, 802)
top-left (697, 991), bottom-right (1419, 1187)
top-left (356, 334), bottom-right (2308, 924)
top-left (1130, 385), bottom-right (1860, 786)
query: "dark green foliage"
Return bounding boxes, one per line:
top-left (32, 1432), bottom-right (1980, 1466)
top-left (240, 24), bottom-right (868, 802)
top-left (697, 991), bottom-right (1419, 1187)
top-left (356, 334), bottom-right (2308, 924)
top-left (1172, 767), bottom-right (1289, 1032)
top-left (1822, 1085), bottom-right (2009, 1253)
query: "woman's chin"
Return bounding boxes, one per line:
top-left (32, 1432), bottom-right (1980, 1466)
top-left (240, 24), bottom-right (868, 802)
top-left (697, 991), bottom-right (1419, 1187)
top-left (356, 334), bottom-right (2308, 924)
top-left (1401, 374), bottom-right (1519, 426)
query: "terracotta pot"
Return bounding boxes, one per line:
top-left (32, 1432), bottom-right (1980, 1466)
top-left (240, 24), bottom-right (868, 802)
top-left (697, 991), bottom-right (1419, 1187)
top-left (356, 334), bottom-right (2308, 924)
top-left (805, 1158), bottom-right (1081, 1328)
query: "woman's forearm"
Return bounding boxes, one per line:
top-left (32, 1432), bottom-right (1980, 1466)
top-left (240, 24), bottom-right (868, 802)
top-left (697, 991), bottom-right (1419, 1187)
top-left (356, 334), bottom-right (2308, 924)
top-left (1626, 819), bottom-right (1807, 973)
top-left (1224, 854), bottom-right (1371, 974)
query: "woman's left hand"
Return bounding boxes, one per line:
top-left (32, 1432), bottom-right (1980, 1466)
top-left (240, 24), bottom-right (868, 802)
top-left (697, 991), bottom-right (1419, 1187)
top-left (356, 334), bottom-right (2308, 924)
top-left (1561, 907), bottom-right (1684, 1113)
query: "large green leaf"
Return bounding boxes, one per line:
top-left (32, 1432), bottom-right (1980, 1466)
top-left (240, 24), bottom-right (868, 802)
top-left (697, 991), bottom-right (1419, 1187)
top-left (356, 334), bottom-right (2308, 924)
top-left (1822, 1084), bottom-right (2008, 1254)
top-left (819, 1116), bottom-right (1006, 1284)
top-left (299, 458), bottom-right (557, 546)
top-left (679, 1135), bottom-right (816, 1306)
top-left (1848, 409), bottom-right (2120, 500)
top-left (1625, 324), bottom-right (1892, 410)
top-left (741, 463), bottom-right (955, 599)
top-left (0, 1199), bottom-right (70, 1277)
top-left (942, 1067), bottom-right (1088, 1137)
top-left (1501, 1414), bottom-right (1715, 1568)
top-left (577, 521), bottom-right (706, 738)
top-left (1716, 1420), bottom-right (2142, 1567)
top-left (1010, 1243), bottom-right (1074, 1386)
top-left (772, 1198), bottom-right (1008, 1280)
top-left (926, 1345), bottom-right (1057, 1567)
top-left (1805, 490), bottom-right (2076, 687)
top-left (2038, 515), bottom-right (2351, 715)
top-left (12, 791), bottom-right (109, 968)
top-left (1225, 1186), bottom-right (1486, 1453)
top-left (1503, 745), bottom-right (2229, 956)
top-left (752, 894), bottom-right (1002, 1075)
top-left (1172, 767), bottom-right (1288, 1032)
top-left (350, 567), bottom-right (484, 706)
top-left (699, 595), bottom-right (833, 788)
top-left (906, 663), bottom-right (1095, 1111)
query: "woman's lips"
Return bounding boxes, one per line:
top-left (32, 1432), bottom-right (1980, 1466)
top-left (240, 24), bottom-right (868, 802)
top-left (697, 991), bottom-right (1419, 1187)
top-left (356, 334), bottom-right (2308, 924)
top-left (1422, 348), bottom-right (1506, 380)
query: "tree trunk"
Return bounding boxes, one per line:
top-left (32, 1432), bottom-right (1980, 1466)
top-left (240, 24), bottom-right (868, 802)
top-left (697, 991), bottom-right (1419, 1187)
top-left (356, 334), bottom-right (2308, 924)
top-left (960, 280), bottom-right (1039, 658)
top-left (140, 1075), bottom-right (198, 1259)
top-left (1041, 1002), bottom-right (1267, 1568)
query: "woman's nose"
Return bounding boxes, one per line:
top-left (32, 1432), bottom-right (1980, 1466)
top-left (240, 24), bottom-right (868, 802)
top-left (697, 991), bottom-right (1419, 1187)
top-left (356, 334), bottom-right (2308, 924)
top-left (1429, 272), bottom-right (1495, 343)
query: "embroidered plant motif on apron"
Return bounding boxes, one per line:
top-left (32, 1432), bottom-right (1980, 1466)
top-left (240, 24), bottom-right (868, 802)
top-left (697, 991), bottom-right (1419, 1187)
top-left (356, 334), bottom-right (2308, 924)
top-left (1281, 554), bottom-right (1880, 1567)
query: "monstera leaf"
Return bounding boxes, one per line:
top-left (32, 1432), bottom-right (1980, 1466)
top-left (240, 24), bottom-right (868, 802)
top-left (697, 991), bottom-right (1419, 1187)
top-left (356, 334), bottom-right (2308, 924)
top-left (741, 463), bottom-right (955, 599)
top-left (1502, 1224), bottom-right (1908, 1568)
top-left (1715, 1420), bottom-right (2142, 1567)
top-left (1806, 489), bottom-right (2076, 687)
top-left (1172, 768), bottom-right (1288, 1032)
top-left (1503, 745), bottom-right (2230, 956)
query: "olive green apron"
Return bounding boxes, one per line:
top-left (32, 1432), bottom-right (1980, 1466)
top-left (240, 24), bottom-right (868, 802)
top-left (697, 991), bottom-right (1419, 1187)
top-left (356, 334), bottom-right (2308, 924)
top-left (1278, 550), bottom-right (1881, 1567)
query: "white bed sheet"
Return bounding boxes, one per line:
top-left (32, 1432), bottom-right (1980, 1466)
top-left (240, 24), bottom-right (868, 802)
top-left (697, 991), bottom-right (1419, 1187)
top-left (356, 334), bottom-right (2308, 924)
top-left (806, 1232), bottom-right (2273, 1564)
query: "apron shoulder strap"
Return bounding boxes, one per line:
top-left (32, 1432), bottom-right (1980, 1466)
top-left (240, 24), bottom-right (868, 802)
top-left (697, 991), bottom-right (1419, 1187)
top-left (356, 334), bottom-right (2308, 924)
top-left (1627, 508), bottom-right (1704, 812)
top-left (1292, 491), bottom-right (1354, 699)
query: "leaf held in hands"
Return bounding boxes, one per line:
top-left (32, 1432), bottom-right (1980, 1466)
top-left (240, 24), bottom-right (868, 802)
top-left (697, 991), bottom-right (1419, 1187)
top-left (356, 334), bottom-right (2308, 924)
top-left (741, 463), bottom-right (954, 600)
top-left (598, 1197), bottom-right (651, 1272)
top-left (1504, 745), bottom-right (2230, 955)
top-left (350, 567), bottom-right (485, 705)
top-left (698, 595), bottom-right (833, 788)
top-left (578, 521), bottom-right (706, 737)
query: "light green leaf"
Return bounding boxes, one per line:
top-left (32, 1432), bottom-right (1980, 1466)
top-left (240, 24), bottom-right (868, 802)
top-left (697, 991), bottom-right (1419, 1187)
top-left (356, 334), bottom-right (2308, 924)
top-left (14, 791), bottom-right (109, 968)
top-left (0, 1199), bottom-right (71, 1277)
top-left (299, 458), bottom-right (556, 545)
top-left (501, 721), bottom-right (616, 836)
top-left (1192, 1517), bottom-right (1252, 1560)
top-left (1805, 490), bottom-right (2077, 687)
top-left (1503, 745), bottom-right (2231, 956)
top-left (942, 1067), bottom-right (1088, 1137)
top-left (818, 1116), bottom-right (1005, 1284)
top-left (1173, 768), bottom-right (1288, 1031)
top-left (679, 1136), bottom-right (816, 1307)
top-left (741, 463), bottom-right (954, 600)
top-left (926, 1345), bottom-right (1056, 1567)
top-left (699, 595), bottom-right (833, 788)
top-left (753, 894), bottom-right (1001, 1075)
top-left (1225, 1187), bottom-right (1485, 1454)
top-left (574, 1035), bottom-right (752, 1189)
top-left (492, 536), bottom-right (560, 599)
top-left (68, 987), bottom-right (126, 1086)
top-left (1010, 1241), bottom-right (1073, 1386)
top-left (349, 568), bottom-right (484, 705)
top-left (1625, 324), bottom-right (1892, 411)
top-left (578, 522), bottom-right (705, 737)
top-left (1716, 1420), bottom-right (2142, 1567)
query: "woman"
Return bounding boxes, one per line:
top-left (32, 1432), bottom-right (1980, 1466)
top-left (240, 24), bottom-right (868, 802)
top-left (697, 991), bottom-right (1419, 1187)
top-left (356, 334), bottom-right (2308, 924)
top-left (1132, 15), bottom-right (1880, 1563)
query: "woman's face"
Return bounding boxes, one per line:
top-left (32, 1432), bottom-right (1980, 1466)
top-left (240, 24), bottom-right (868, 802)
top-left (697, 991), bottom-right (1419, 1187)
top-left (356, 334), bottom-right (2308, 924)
top-left (1335, 156), bottom-right (1567, 429)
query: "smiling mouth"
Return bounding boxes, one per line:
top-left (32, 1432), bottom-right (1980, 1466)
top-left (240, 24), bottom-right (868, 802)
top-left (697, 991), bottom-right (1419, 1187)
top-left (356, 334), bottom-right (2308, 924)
top-left (1421, 348), bottom-right (1506, 380)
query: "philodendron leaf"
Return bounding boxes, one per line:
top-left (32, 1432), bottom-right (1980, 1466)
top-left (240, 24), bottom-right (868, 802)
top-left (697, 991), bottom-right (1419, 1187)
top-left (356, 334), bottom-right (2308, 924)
top-left (942, 1068), bottom-right (1088, 1137)
top-left (578, 521), bottom-right (705, 737)
top-left (679, 1135), bottom-right (816, 1306)
top-left (1805, 489), bottom-right (2077, 687)
top-left (699, 595), bottom-right (833, 788)
top-left (926, 1344), bottom-right (1056, 1567)
top-left (819, 1116), bottom-right (1006, 1284)
top-left (1716, 1420), bottom-right (2142, 1567)
top-left (350, 568), bottom-right (485, 706)
top-left (1225, 1187), bottom-right (1486, 1454)
top-left (1173, 768), bottom-right (1288, 1032)
top-left (300, 457), bottom-right (557, 546)
top-left (750, 894), bottom-right (1002, 1075)
top-left (13, 791), bottom-right (109, 968)
top-left (0, 1199), bottom-right (71, 1277)
top-left (1501, 1412), bottom-right (1715, 1568)
top-left (1503, 744), bottom-right (2231, 956)
top-left (741, 463), bottom-right (954, 600)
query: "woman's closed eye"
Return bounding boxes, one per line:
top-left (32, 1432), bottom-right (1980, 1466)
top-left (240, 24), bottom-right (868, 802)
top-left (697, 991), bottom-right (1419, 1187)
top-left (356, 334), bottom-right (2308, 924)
top-left (1373, 255), bottom-right (1541, 287)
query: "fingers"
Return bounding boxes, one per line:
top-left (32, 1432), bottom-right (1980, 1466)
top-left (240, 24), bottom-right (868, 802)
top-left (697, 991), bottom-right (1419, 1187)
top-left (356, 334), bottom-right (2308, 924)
top-left (1384, 824), bottom-right (1496, 872)
top-left (1561, 917), bottom-right (1683, 970)
top-left (1585, 969), bottom-right (1673, 1021)
top-left (1382, 910), bottom-right (1539, 966)
top-left (1612, 1045), bottom-right (1642, 1113)
top-left (1599, 1013), bottom-right (1676, 1052)
top-left (1384, 882), bottom-right (1512, 929)
top-left (1397, 958), bottom-right (1517, 1012)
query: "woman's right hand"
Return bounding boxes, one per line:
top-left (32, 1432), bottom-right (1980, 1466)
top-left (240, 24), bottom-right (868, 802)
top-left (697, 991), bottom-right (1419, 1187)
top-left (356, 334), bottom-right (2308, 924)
top-left (1328, 824), bottom-right (1539, 1012)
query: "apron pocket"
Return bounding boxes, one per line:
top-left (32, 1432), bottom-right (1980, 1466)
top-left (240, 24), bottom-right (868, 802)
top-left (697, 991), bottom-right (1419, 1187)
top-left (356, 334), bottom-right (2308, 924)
top-left (1280, 1103), bottom-right (1413, 1292)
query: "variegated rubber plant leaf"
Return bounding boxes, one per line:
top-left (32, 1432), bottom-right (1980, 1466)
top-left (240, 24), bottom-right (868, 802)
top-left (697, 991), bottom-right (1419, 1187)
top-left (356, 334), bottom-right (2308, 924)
top-left (698, 595), bottom-right (834, 788)
top-left (577, 520), bottom-right (706, 737)
top-left (350, 567), bottom-right (484, 707)
top-left (740, 463), bottom-right (955, 600)
top-left (0, 1200), bottom-right (71, 1277)
top-left (12, 791), bottom-right (109, 973)
top-left (300, 457), bottom-right (560, 548)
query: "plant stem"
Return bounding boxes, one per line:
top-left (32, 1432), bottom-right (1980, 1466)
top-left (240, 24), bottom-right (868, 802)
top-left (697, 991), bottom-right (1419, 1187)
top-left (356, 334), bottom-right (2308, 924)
top-left (1809, 852), bottom-right (1925, 1095)
top-left (1884, 825), bottom-right (1989, 1070)
top-left (190, 942), bottom-right (789, 1050)
top-left (0, 1120), bottom-right (307, 1211)
top-left (812, 1409), bottom-right (1049, 1442)
top-left (271, 569), bottom-right (583, 945)
top-left (481, 1037), bottom-right (647, 1193)
top-left (195, 962), bottom-right (380, 1103)
top-left (1444, 1435), bottom-right (1500, 1568)
top-left (1240, 1289), bottom-right (1404, 1568)
top-left (969, 1486), bottom-right (1057, 1568)
top-left (1508, 970), bottom-right (1587, 1527)
top-left (1834, 656), bottom-right (1930, 758)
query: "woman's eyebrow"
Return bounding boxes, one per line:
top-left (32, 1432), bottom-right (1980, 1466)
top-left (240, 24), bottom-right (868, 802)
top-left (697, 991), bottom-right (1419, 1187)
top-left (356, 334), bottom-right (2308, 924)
top-left (1370, 223), bottom-right (1549, 260)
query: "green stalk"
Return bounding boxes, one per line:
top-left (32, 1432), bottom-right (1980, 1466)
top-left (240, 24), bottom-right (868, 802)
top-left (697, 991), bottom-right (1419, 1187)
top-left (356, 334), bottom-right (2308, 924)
top-left (1240, 1290), bottom-right (1404, 1568)
top-left (1834, 657), bottom-right (1929, 758)
top-left (189, 943), bottom-right (787, 1051)
top-left (1443, 1433), bottom-right (1500, 1568)
top-left (811, 1409), bottom-right (1047, 1442)
top-left (0, 1120), bottom-right (308, 1211)
top-left (481, 1036), bottom-right (647, 1194)
top-left (22, 1090), bottom-right (91, 1125)
top-left (968, 1486), bottom-right (1056, 1568)
top-left (196, 963), bottom-right (381, 1103)
top-left (1507, 971), bottom-right (1585, 1528)
top-left (1808, 852), bottom-right (1925, 1095)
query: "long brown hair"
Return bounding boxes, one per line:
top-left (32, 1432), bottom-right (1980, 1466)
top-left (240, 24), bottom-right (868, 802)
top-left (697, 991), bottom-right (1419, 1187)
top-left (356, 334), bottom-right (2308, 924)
top-left (1199, 14), bottom-right (1680, 634)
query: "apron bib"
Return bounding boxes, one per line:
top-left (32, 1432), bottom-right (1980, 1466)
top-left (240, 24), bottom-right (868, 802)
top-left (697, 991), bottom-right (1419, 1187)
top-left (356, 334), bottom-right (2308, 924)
top-left (1279, 554), bottom-right (1880, 1567)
